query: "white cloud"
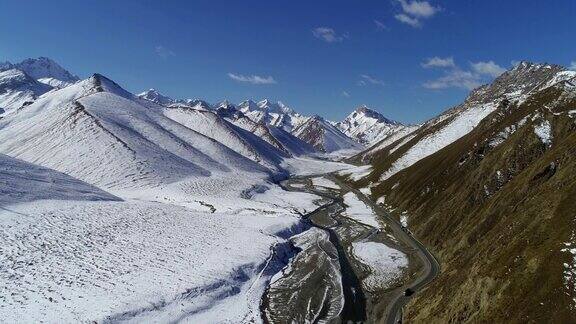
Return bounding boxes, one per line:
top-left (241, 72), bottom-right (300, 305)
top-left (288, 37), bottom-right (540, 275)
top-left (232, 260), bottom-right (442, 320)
top-left (394, 0), bottom-right (439, 28)
top-left (397, 0), bottom-right (438, 18)
top-left (342, 90), bottom-right (351, 98)
top-left (228, 73), bottom-right (277, 85)
top-left (471, 61), bottom-right (506, 77)
top-left (423, 69), bottom-right (481, 90)
top-left (395, 13), bottom-right (421, 28)
top-left (374, 20), bottom-right (387, 31)
top-left (422, 58), bottom-right (507, 90)
top-left (569, 61), bottom-right (576, 71)
top-left (155, 45), bottom-right (175, 58)
top-left (312, 27), bottom-right (347, 43)
top-left (421, 57), bottom-right (455, 68)
top-left (358, 74), bottom-right (385, 87)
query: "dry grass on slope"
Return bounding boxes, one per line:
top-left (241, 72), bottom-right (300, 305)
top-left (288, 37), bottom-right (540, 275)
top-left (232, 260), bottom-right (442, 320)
top-left (358, 85), bottom-right (576, 323)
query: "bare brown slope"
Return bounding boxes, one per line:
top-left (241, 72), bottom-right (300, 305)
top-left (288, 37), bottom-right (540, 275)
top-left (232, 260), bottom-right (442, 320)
top-left (350, 82), bottom-right (576, 322)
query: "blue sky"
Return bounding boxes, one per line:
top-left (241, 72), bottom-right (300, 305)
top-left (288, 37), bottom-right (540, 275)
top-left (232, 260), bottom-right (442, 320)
top-left (1, 0), bottom-right (575, 123)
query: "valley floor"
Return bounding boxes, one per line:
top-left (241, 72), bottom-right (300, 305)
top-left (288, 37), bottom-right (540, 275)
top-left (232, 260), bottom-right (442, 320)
top-left (261, 173), bottom-right (439, 323)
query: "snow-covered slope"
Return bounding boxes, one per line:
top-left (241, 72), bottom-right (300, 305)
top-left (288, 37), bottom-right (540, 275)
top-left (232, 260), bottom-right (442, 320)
top-left (138, 92), bottom-right (315, 157)
top-left (161, 104), bottom-right (289, 171)
top-left (293, 115), bottom-right (363, 153)
top-left (0, 140), bottom-right (333, 324)
top-left (238, 99), bottom-right (308, 132)
top-left (0, 59), bottom-right (357, 324)
top-left (228, 113), bottom-right (316, 156)
top-left (0, 74), bottom-right (271, 198)
top-left (336, 105), bottom-right (404, 145)
top-left (0, 68), bottom-right (52, 115)
top-left (0, 153), bottom-right (120, 206)
top-left (355, 61), bottom-right (576, 182)
top-left (13, 57), bottom-right (79, 88)
top-left (267, 126), bottom-right (317, 156)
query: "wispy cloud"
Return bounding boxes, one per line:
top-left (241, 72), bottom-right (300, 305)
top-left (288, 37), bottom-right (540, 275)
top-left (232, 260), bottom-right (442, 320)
top-left (422, 58), bottom-right (506, 90)
top-left (374, 20), bottom-right (388, 31)
top-left (398, 0), bottom-right (438, 18)
top-left (471, 61), bottom-right (506, 77)
top-left (312, 27), bottom-right (347, 43)
top-left (394, 0), bottom-right (439, 28)
top-left (423, 69), bottom-right (481, 90)
top-left (342, 90), bottom-right (351, 98)
top-left (155, 45), bottom-right (175, 58)
top-left (358, 74), bottom-right (385, 87)
top-left (395, 14), bottom-right (421, 27)
top-left (228, 73), bottom-right (277, 85)
top-left (569, 61), bottom-right (576, 71)
top-left (421, 56), bottom-right (455, 68)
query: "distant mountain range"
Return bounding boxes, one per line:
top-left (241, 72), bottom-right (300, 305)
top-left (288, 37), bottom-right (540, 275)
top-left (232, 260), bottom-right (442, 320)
top-left (0, 58), bottom-right (407, 154)
top-left (136, 88), bottom-right (406, 153)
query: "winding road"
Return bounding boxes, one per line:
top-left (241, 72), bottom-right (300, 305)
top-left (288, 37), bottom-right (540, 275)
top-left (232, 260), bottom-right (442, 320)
top-left (329, 175), bottom-right (440, 324)
top-left (264, 173), bottom-right (440, 323)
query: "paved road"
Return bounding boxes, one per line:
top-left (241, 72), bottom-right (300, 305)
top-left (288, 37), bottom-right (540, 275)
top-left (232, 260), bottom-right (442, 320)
top-left (328, 175), bottom-right (440, 324)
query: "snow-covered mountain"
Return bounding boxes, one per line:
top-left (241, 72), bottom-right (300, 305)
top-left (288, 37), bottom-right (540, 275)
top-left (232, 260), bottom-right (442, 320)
top-left (293, 115), bottom-right (363, 153)
top-left (0, 59), bottom-right (355, 323)
top-left (348, 62), bottom-right (576, 323)
top-left (161, 103), bottom-right (290, 171)
top-left (0, 73), bottom-right (274, 198)
top-left (0, 57), bottom-right (80, 115)
top-left (336, 105), bottom-right (404, 145)
top-left (227, 112), bottom-right (316, 156)
top-left (0, 68), bottom-right (52, 114)
top-left (12, 57), bottom-right (79, 87)
top-left (238, 99), bottom-right (308, 132)
top-left (137, 88), bottom-right (176, 106)
top-left (351, 61), bottom-right (576, 181)
top-left (137, 89), bottom-right (212, 110)
top-left (137, 91), bottom-right (317, 156)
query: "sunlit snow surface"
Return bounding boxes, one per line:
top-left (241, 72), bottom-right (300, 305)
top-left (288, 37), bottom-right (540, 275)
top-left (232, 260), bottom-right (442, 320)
top-left (533, 119), bottom-right (553, 145)
top-left (352, 242), bottom-right (408, 291)
top-left (0, 76), bottom-right (358, 322)
top-left (0, 161), bottom-right (327, 323)
top-left (379, 103), bottom-right (497, 181)
top-left (342, 192), bottom-right (380, 228)
top-left (311, 177), bottom-right (340, 189)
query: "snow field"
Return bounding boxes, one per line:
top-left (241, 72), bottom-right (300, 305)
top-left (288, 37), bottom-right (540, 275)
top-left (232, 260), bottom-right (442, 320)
top-left (352, 241), bottom-right (408, 291)
top-left (342, 192), bottom-right (380, 228)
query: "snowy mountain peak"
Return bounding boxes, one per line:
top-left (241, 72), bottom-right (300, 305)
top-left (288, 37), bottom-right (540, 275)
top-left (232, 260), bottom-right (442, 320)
top-left (238, 99), bottom-right (259, 111)
top-left (137, 88), bottom-right (175, 106)
top-left (14, 57), bottom-right (79, 87)
top-left (293, 115), bottom-right (362, 152)
top-left (257, 99), bottom-right (294, 114)
top-left (87, 73), bottom-right (133, 99)
top-left (512, 61), bottom-right (562, 72)
top-left (336, 105), bottom-right (404, 145)
top-left (217, 100), bottom-right (236, 110)
top-left (137, 89), bottom-right (212, 110)
top-left (0, 68), bottom-right (53, 114)
top-left (184, 99), bottom-right (212, 110)
top-left (237, 99), bottom-right (307, 132)
top-left (350, 105), bottom-right (400, 125)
